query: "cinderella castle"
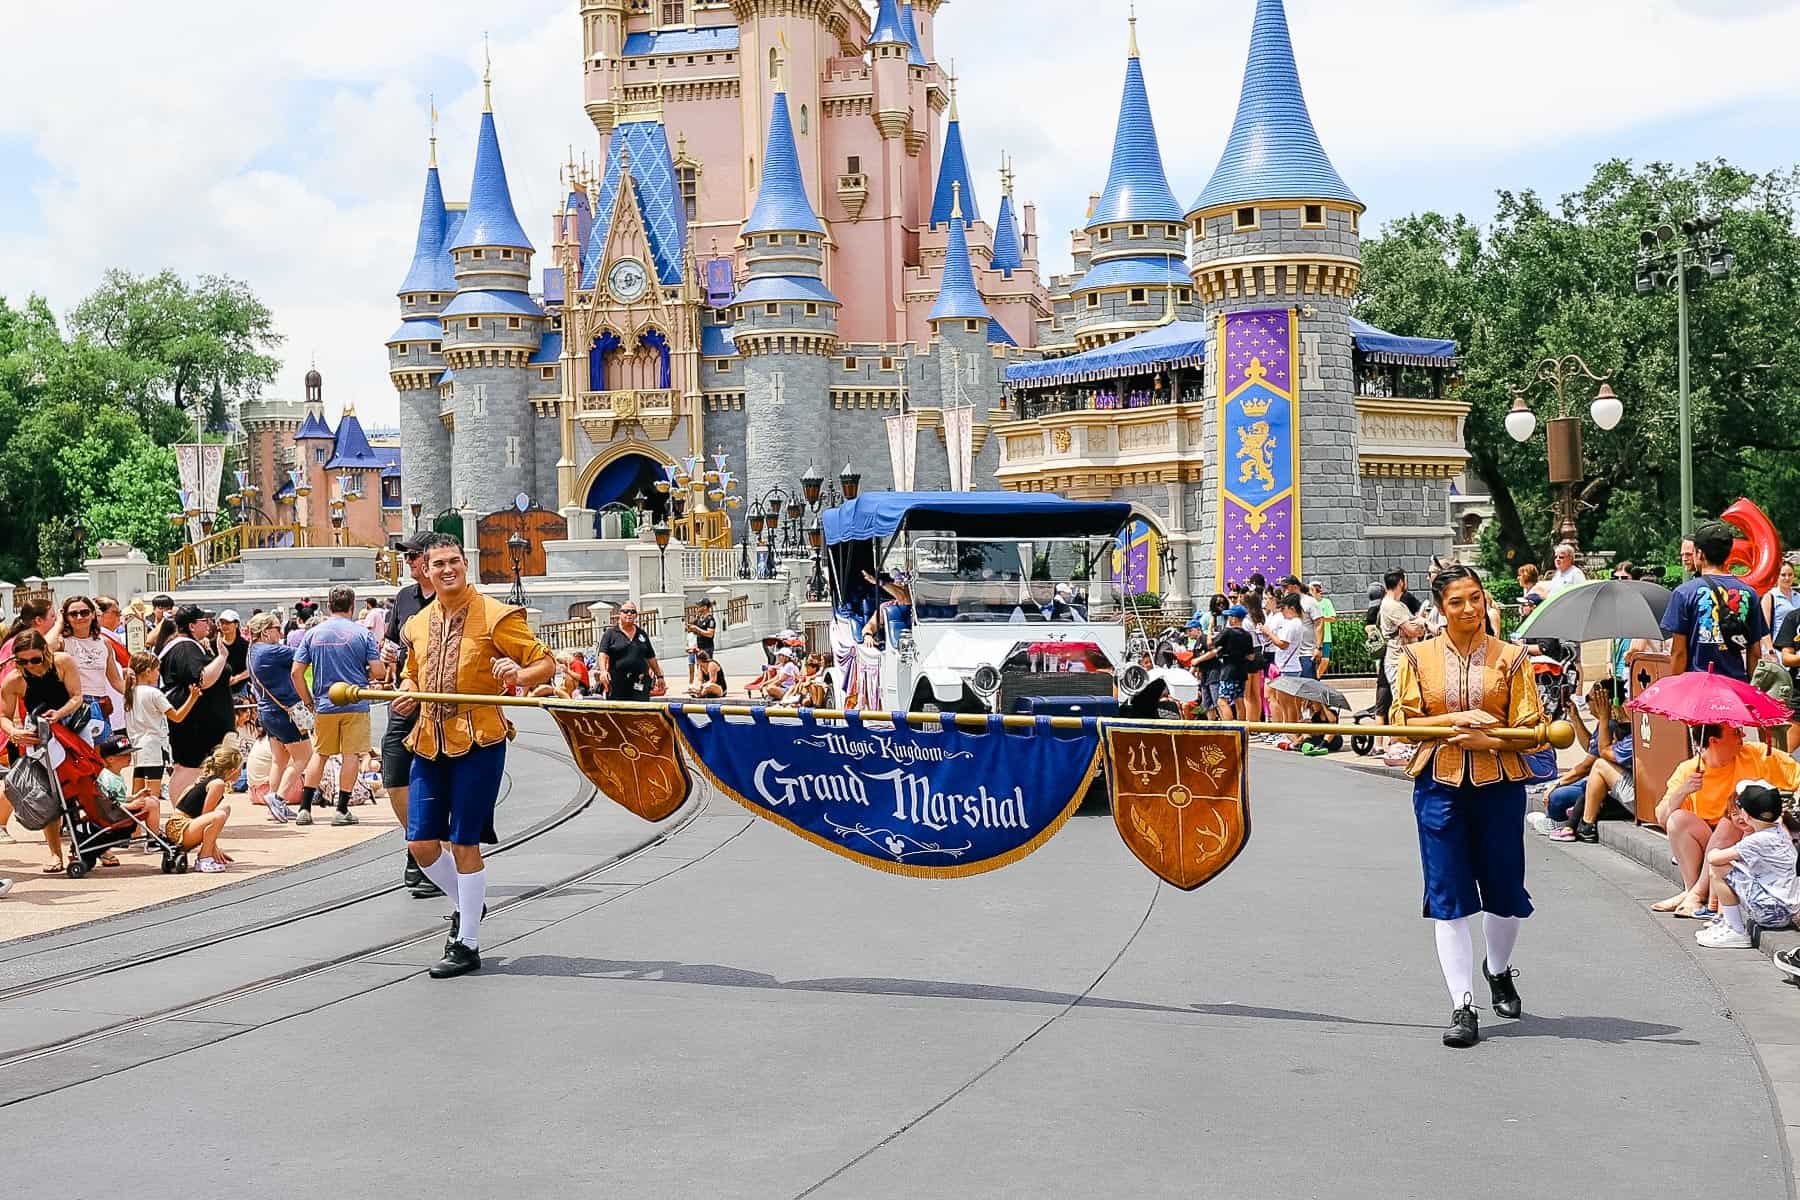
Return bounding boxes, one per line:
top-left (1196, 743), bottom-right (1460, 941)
top-left (368, 0), bottom-right (1469, 601)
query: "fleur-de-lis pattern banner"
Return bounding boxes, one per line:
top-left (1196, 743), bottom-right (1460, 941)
top-left (1217, 308), bottom-right (1300, 586)
top-left (548, 705), bottom-right (1252, 887)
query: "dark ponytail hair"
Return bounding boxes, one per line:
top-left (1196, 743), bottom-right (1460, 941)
top-left (4, 598), bottom-right (51, 645)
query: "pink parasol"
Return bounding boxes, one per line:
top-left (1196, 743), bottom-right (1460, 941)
top-left (1625, 668), bottom-right (1789, 728)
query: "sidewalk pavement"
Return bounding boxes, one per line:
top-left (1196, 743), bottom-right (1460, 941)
top-left (0, 792), bottom-right (398, 943)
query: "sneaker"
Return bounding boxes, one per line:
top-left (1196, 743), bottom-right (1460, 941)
top-left (1573, 821), bottom-right (1600, 844)
top-left (294, 808), bottom-right (314, 826)
top-left (1525, 812), bottom-right (1555, 836)
top-left (331, 810), bottom-right (359, 827)
top-left (1774, 946), bottom-right (1800, 980)
top-left (266, 794), bottom-right (296, 823)
top-left (1300, 742), bottom-right (1329, 757)
top-left (1696, 923), bottom-right (1753, 949)
top-left (195, 857), bottom-right (226, 874)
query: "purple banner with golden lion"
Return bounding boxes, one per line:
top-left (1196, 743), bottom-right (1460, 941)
top-left (1216, 308), bottom-right (1300, 587)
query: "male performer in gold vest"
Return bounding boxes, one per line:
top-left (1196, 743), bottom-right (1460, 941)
top-left (396, 533), bottom-right (553, 978)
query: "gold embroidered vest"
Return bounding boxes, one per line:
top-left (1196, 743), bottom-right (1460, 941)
top-left (1391, 634), bottom-right (1542, 787)
top-left (402, 591), bottom-right (547, 760)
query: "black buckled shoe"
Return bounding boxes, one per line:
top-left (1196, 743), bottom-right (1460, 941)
top-left (403, 853), bottom-right (423, 890)
top-left (410, 878), bottom-right (444, 899)
top-left (429, 940), bottom-right (481, 979)
top-left (1443, 1001), bottom-right (1480, 1048)
top-left (444, 905), bottom-right (488, 957)
top-left (1484, 961), bottom-right (1523, 1019)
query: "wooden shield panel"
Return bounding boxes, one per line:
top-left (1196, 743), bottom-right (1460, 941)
top-left (549, 708), bottom-right (691, 821)
top-left (1103, 725), bottom-right (1249, 890)
top-left (475, 508), bottom-right (569, 584)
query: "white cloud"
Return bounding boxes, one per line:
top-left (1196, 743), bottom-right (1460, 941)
top-left (2, 0), bottom-right (1797, 427)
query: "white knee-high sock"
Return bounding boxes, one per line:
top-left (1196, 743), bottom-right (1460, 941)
top-left (1721, 904), bottom-right (1746, 934)
top-left (456, 868), bottom-right (487, 949)
top-left (1485, 913), bottom-right (1523, 974)
top-left (418, 852), bottom-right (459, 898)
top-left (1434, 917), bottom-right (1476, 1008)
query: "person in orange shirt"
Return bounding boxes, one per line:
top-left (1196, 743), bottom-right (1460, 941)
top-left (395, 534), bottom-right (554, 979)
top-left (1652, 724), bottom-right (1800, 919)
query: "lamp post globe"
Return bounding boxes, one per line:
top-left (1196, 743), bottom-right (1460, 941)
top-left (1590, 383), bottom-right (1624, 432)
top-left (1504, 400), bottom-right (1537, 444)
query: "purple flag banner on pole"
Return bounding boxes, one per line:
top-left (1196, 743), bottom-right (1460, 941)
top-left (1216, 309), bottom-right (1300, 587)
top-left (705, 258), bottom-right (735, 309)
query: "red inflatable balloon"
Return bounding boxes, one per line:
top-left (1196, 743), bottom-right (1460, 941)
top-left (1722, 498), bottom-right (1783, 594)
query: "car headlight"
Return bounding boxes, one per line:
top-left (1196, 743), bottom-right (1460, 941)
top-left (971, 664), bottom-right (1001, 695)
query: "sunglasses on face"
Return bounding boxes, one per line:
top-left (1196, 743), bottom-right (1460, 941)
top-left (620, 608), bottom-right (638, 615)
top-left (67, 609), bottom-right (92, 618)
top-left (404, 551), bottom-right (421, 560)
top-left (15, 655), bottom-right (44, 667)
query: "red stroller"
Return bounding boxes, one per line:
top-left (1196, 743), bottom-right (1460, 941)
top-left (9, 717), bottom-right (188, 878)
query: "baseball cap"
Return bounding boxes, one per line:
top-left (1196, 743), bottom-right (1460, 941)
top-left (1737, 781), bottom-right (1787, 823)
top-left (219, 609), bottom-right (241, 623)
top-left (98, 733), bottom-right (133, 759)
top-left (399, 531), bottom-right (431, 554)
top-left (173, 604), bottom-right (213, 627)
top-left (1226, 605), bottom-right (1248, 619)
top-left (1279, 575), bottom-right (1302, 588)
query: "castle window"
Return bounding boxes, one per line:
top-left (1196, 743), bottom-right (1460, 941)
top-left (765, 303), bottom-right (779, 317)
top-left (467, 317), bottom-right (480, 330)
top-left (1234, 207), bottom-right (1258, 231)
top-left (1177, 289), bottom-right (1191, 304)
top-left (965, 320), bottom-right (980, 334)
top-left (805, 303), bottom-right (818, 316)
top-left (844, 356), bottom-right (857, 370)
top-left (428, 293), bottom-right (440, 303)
top-left (881, 357), bottom-right (894, 371)
top-left (508, 316), bottom-right (523, 329)
top-left (1169, 224), bottom-right (1182, 238)
top-left (1086, 293), bottom-right (1100, 309)
top-left (797, 233), bottom-right (810, 245)
top-left (799, 105), bottom-right (808, 134)
top-left (541, 367), bottom-right (556, 380)
top-left (846, 155), bottom-right (861, 175)
top-left (1096, 228), bottom-right (1112, 242)
top-left (769, 48), bottom-right (778, 79)
top-left (1303, 204), bottom-right (1325, 228)
top-left (1350, 210), bottom-right (1360, 233)
top-left (430, 341), bottom-right (441, 353)
top-left (472, 249), bottom-right (485, 259)
top-left (1129, 288), bottom-right (1147, 305)
top-left (1131, 223), bottom-right (1145, 237)
top-left (677, 164), bottom-right (698, 221)
top-left (713, 360), bottom-right (729, 372)
top-left (1192, 219), bottom-right (1205, 241)
top-left (501, 249), bottom-right (515, 260)
top-left (315, 448), bottom-right (327, 465)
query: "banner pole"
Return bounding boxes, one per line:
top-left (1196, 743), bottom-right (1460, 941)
top-left (328, 685), bottom-right (1575, 749)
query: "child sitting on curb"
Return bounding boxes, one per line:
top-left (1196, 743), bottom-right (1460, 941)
top-left (1696, 781), bottom-right (1800, 950)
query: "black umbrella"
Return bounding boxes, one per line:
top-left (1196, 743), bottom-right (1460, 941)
top-left (1513, 578), bottom-right (1673, 643)
top-left (1269, 674), bottom-right (1350, 711)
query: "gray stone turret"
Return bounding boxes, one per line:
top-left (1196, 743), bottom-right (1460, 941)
top-left (441, 87), bottom-right (544, 515)
top-left (733, 78), bottom-right (839, 509)
top-left (391, 136), bottom-right (455, 521)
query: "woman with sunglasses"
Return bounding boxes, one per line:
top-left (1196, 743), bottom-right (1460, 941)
top-left (597, 601), bottom-right (665, 702)
top-left (49, 596), bottom-right (128, 740)
top-left (0, 631), bottom-right (85, 871)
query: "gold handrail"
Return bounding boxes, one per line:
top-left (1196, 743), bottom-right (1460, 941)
top-left (325, 684), bottom-right (1575, 747)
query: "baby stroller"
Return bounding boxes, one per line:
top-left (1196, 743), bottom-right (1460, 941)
top-left (6, 717), bottom-right (187, 878)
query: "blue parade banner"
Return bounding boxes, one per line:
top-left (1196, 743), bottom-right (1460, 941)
top-left (670, 708), bottom-right (1103, 878)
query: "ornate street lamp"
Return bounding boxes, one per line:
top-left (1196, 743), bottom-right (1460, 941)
top-left (506, 531), bottom-right (529, 607)
top-left (839, 464), bottom-right (862, 502)
top-left (800, 462), bottom-right (824, 506)
top-left (1506, 354), bottom-right (1621, 552)
top-left (409, 500), bottom-right (423, 531)
top-left (806, 518), bottom-right (827, 601)
top-left (652, 521), bottom-right (671, 593)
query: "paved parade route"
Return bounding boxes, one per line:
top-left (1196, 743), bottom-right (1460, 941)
top-left (1, 713), bottom-right (1792, 1199)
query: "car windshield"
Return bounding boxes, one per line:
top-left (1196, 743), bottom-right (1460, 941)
top-left (906, 537), bottom-right (1114, 623)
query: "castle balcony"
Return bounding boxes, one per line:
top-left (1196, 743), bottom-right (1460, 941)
top-left (837, 173), bottom-right (869, 222)
top-left (577, 388), bottom-right (681, 442)
top-left (993, 400), bottom-right (1208, 500)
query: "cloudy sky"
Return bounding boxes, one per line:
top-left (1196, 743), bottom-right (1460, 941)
top-left (2, 0), bottom-right (1798, 430)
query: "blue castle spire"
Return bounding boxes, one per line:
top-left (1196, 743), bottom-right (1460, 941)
top-left (1189, 0), bottom-right (1359, 214)
top-left (398, 157), bottom-right (456, 295)
top-left (744, 87), bottom-right (823, 234)
top-left (448, 104), bottom-right (535, 251)
top-left (899, 4), bottom-right (929, 68)
top-left (930, 183), bottom-right (991, 323)
top-left (992, 160), bottom-right (1022, 274)
top-left (868, 0), bottom-right (908, 47)
top-left (929, 92), bottom-right (980, 229)
top-left (1089, 16), bottom-right (1183, 227)
top-left (325, 407), bottom-right (389, 470)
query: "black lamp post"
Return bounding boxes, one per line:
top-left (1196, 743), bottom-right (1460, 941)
top-left (800, 462), bottom-right (825, 507)
top-left (839, 464), bottom-right (862, 502)
top-left (410, 500), bottom-right (423, 531)
top-left (1159, 541), bottom-right (1177, 601)
top-left (506, 531), bottom-right (529, 607)
top-left (652, 522), bottom-right (671, 593)
top-left (806, 518), bottom-right (827, 602)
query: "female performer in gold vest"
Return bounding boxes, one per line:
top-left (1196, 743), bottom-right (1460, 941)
top-left (1391, 564), bottom-right (1545, 1049)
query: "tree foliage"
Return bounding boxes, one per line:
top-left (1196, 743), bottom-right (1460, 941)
top-left (1357, 159), bottom-right (1800, 572)
top-left (0, 271), bottom-right (284, 580)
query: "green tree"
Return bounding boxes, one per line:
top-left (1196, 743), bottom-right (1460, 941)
top-left (1357, 159), bottom-right (1800, 569)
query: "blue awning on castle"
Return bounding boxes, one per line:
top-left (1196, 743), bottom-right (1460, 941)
top-left (702, 324), bottom-right (737, 358)
top-left (1006, 318), bottom-right (1457, 388)
top-left (622, 26), bottom-right (739, 55)
top-left (1006, 320), bottom-right (1207, 388)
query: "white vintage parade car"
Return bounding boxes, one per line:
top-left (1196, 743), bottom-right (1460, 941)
top-left (819, 493), bottom-right (1198, 719)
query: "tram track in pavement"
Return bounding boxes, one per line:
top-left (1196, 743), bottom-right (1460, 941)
top-left (0, 794), bottom-right (752, 1108)
top-left (0, 728), bottom-right (582, 1004)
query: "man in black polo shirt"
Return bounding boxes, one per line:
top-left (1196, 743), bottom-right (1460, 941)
top-left (381, 533), bottom-right (437, 894)
top-left (685, 598), bottom-right (716, 686)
